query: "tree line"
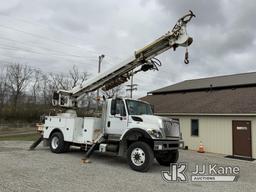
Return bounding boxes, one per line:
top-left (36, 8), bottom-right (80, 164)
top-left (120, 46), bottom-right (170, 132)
top-left (0, 63), bottom-right (123, 122)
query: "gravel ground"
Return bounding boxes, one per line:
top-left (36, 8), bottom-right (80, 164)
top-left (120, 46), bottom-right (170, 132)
top-left (0, 141), bottom-right (256, 192)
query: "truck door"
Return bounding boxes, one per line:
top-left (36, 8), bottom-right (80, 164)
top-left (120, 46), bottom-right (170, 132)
top-left (105, 99), bottom-right (128, 135)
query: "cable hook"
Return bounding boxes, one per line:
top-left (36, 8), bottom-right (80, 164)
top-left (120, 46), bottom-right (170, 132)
top-left (184, 47), bottom-right (189, 64)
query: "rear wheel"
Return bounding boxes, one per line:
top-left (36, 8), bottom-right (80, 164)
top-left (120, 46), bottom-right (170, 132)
top-left (49, 132), bottom-right (69, 153)
top-left (127, 141), bottom-right (154, 172)
top-left (155, 150), bottom-right (179, 166)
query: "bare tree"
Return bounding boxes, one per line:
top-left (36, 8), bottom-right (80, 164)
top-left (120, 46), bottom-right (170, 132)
top-left (39, 65), bottom-right (90, 105)
top-left (51, 73), bottom-right (70, 90)
top-left (6, 63), bottom-right (33, 110)
top-left (31, 69), bottom-right (42, 103)
top-left (0, 65), bottom-right (8, 110)
top-left (69, 65), bottom-right (89, 88)
top-left (39, 73), bottom-right (55, 105)
top-left (0, 63), bottom-right (94, 121)
top-left (41, 74), bottom-right (51, 105)
top-left (102, 85), bottom-right (124, 98)
top-left (69, 65), bottom-right (79, 88)
top-left (68, 65), bottom-right (91, 108)
top-left (80, 71), bottom-right (89, 83)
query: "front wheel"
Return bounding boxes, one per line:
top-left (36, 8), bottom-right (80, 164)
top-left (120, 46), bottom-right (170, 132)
top-left (155, 150), bottom-right (179, 166)
top-left (127, 141), bottom-right (154, 172)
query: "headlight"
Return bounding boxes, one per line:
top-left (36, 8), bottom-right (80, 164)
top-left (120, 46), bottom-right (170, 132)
top-left (147, 129), bottom-right (162, 138)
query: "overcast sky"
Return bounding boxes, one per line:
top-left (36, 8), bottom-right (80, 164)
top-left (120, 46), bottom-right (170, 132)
top-left (0, 0), bottom-right (255, 98)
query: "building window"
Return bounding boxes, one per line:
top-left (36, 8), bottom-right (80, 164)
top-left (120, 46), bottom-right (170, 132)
top-left (191, 119), bottom-right (199, 136)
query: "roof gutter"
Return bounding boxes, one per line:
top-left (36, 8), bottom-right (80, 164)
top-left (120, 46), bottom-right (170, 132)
top-left (156, 112), bottom-right (256, 117)
top-left (149, 83), bottom-right (256, 95)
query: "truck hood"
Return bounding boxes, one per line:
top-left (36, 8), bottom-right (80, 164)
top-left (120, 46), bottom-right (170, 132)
top-left (130, 114), bottom-right (169, 128)
top-left (129, 114), bottom-right (180, 138)
top-left (133, 114), bottom-right (171, 122)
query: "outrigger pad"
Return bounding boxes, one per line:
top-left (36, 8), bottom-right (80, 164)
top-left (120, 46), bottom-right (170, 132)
top-left (81, 158), bottom-right (92, 164)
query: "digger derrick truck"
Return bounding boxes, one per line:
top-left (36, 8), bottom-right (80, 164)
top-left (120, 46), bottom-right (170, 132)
top-left (39, 11), bottom-right (195, 172)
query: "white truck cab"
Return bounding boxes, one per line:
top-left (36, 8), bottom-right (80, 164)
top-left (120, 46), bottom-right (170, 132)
top-left (105, 98), bottom-right (180, 140)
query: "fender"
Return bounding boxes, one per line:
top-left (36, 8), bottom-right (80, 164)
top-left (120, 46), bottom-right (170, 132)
top-left (120, 128), bottom-right (152, 141)
top-left (118, 128), bottom-right (153, 157)
top-left (44, 126), bottom-right (73, 142)
top-left (48, 128), bottom-right (63, 139)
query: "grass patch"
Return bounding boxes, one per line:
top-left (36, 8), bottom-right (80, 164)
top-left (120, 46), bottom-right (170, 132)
top-left (0, 133), bottom-right (40, 141)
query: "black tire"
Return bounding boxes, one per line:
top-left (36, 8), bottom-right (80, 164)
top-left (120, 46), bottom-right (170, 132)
top-left (155, 150), bottom-right (179, 166)
top-left (49, 132), bottom-right (69, 153)
top-left (127, 141), bottom-right (154, 172)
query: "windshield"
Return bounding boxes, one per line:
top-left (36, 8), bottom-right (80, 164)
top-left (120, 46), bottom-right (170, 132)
top-left (126, 100), bottom-right (153, 115)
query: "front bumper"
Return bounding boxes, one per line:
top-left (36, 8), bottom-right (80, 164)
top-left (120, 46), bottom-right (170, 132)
top-left (153, 139), bottom-right (184, 151)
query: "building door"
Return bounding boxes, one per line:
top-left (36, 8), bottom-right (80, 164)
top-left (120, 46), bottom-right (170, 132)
top-left (232, 120), bottom-right (252, 158)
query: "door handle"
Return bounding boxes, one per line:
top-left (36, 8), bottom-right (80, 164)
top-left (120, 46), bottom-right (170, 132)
top-left (107, 121), bottom-right (111, 127)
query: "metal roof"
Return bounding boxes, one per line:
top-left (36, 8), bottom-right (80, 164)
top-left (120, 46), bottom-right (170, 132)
top-left (141, 86), bottom-right (256, 114)
top-left (150, 72), bottom-right (256, 94)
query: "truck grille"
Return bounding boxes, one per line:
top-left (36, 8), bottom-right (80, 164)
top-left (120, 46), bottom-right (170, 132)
top-left (163, 120), bottom-right (180, 137)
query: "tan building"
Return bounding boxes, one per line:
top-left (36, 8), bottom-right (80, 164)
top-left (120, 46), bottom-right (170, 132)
top-left (142, 72), bottom-right (256, 159)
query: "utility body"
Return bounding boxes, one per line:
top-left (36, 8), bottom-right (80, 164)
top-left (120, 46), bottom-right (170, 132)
top-left (39, 11), bottom-right (195, 172)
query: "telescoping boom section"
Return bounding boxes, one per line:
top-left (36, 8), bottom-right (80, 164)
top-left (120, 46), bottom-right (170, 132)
top-left (53, 11), bottom-right (195, 108)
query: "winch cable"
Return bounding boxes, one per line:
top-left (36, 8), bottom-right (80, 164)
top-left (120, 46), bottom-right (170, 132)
top-left (184, 28), bottom-right (190, 64)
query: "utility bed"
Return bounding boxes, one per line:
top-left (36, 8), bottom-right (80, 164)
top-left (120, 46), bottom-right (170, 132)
top-left (43, 113), bottom-right (102, 145)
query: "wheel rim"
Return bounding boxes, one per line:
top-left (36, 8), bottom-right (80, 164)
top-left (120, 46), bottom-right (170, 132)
top-left (51, 136), bottom-right (59, 149)
top-left (131, 148), bottom-right (145, 166)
